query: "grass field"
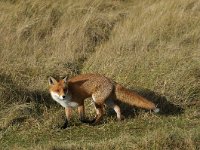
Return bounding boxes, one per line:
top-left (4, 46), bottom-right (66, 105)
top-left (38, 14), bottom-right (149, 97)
top-left (0, 0), bottom-right (200, 149)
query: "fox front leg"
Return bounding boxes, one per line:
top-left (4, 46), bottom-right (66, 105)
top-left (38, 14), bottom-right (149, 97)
top-left (61, 107), bottom-right (72, 129)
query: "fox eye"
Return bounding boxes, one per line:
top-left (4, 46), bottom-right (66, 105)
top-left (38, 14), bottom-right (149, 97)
top-left (56, 89), bottom-right (60, 93)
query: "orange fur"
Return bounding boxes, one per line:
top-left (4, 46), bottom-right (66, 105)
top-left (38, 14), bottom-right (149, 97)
top-left (49, 73), bottom-right (159, 126)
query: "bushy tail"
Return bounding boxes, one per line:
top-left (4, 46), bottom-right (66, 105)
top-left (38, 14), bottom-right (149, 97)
top-left (115, 84), bottom-right (159, 112)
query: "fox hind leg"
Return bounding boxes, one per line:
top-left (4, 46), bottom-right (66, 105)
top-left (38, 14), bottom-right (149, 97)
top-left (106, 99), bottom-right (125, 121)
top-left (91, 103), bottom-right (104, 125)
top-left (78, 104), bottom-right (94, 124)
top-left (91, 88), bottom-right (113, 125)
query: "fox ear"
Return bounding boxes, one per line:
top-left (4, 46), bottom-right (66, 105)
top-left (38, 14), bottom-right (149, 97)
top-left (63, 76), bottom-right (68, 83)
top-left (48, 77), bottom-right (57, 85)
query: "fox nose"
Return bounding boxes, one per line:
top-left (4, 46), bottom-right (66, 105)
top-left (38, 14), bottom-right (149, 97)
top-left (62, 95), bottom-right (66, 99)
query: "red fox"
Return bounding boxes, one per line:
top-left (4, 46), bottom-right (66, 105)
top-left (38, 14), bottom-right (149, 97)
top-left (48, 73), bottom-right (159, 128)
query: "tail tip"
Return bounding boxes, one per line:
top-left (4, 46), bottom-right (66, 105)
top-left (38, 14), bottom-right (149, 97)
top-left (154, 108), bottom-right (160, 113)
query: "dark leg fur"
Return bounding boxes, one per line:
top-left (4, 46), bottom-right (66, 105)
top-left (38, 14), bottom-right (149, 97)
top-left (61, 119), bottom-right (68, 129)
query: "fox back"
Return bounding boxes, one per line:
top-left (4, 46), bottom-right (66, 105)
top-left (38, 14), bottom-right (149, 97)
top-left (48, 74), bottom-right (114, 107)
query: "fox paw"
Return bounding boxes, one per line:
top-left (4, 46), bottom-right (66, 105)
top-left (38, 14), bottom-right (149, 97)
top-left (117, 115), bottom-right (125, 121)
top-left (88, 118), bottom-right (98, 126)
top-left (60, 120), bottom-right (69, 129)
top-left (80, 118), bottom-right (93, 124)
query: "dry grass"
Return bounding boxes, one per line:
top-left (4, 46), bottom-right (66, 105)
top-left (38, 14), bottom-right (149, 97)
top-left (0, 0), bottom-right (200, 149)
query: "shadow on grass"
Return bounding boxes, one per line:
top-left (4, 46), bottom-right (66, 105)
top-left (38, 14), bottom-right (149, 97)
top-left (135, 88), bottom-right (184, 116)
top-left (107, 87), bottom-right (184, 119)
top-left (0, 73), bottom-right (55, 109)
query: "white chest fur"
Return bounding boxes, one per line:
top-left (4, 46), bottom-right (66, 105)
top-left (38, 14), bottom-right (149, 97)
top-left (50, 92), bottom-right (78, 108)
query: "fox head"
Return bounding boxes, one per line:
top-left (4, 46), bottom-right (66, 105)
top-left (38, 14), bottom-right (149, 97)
top-left (48, 76), bottom-right (72, 107)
